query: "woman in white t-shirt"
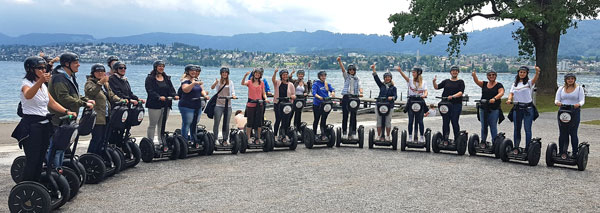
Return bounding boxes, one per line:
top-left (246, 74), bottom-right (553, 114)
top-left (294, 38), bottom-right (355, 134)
top-left (211, 67), bottom-right (237, 146)
top-left (398, 67), bottom-right (428, 143)
top-left (13, 56), bottom-right (76, 182)
top-left (506, 66), bottom-right (540, 153)
top-left (554, 73), bottom-right (585, 159)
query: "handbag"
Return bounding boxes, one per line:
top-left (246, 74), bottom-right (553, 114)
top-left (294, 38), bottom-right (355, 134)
top-left (204, 84), bottom-right (226, 119)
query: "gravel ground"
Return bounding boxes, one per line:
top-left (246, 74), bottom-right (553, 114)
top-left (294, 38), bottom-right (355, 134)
top-left (1, 108), bottom-right (599, 212)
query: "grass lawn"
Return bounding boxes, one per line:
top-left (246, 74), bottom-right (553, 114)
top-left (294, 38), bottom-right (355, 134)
top-left (582, 120), bottom-right (600, 126)
top-left (500, 95), bottom-right (600, 113)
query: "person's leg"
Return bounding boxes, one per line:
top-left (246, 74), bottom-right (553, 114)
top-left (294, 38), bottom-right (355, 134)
top-left (558, 117), bottom-right (569, 155)
top-left (385, 114), bottom-right (392, 137)
top-left (22, 123), bottom-right (52, 182)
top-left (320, 110), bottom-right (329, 135)
top-left (488, 109), bottom-right (499, 142)
top-left (147, 109), bottom-right (159, 139)
top-left (513, 108), bottom-right (523, 149)
top-left (350, 108), bottom-right (357, 135)
top-left (313, 105), bottom-right (321, 134)
top-left (222, 107), bottom-right (232, 141)
top-left (213, 106), bottom-right (224, 140)
top-left (407, 108), bottom-right (414, 136)
top-left (376, 108), bottom-right (383, 138)
top-left (190, 108), bottom-right (199, 143)
top-left (524, 107), bottom-right (534, 151)
top-left (341, 96), bottom-right (349, 134)
top-left (479, 109), bottom-right (487, 142)
top-left (88, 124), bottom-right (106, 155)
top-left (179, 106), bottom-right (194, 141)
top-left (417, 110), bottom-right (425, 136)
top-left (273, 103), bottom-right (281, 136)
top-left (245, 106), bottom-right (256, 143)
top-left (294, 107), bottom-right (302, 128)
top-left (442, 113), bottom-right (450, 139)
top-left (451, 103), bottom-right (462, 140)
top-left (570, 109), bottom-right (581, 156)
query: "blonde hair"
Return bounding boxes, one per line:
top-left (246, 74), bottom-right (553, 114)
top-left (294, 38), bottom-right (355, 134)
top-left (413, 75), bottom-right (423, 89)
top-left (563, 79), bottom-right (578, 90)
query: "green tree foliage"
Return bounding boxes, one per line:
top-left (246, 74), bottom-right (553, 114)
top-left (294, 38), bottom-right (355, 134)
top-left (388, 0), bottom-right (600, 94)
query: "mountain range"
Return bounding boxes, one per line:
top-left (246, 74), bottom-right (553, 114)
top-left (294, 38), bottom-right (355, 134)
top-left (1, 20), bottom-right (599, 56)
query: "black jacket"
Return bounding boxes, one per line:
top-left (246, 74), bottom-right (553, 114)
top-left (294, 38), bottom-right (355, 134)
top-left (145, 74), bottom-right (176, 109)
top-left (109, 74), bottom-right (139, 101)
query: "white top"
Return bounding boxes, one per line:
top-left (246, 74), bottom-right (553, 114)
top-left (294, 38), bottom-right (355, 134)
top-left (510, 80), bottom-right (534, 103)
top-left (427, 109), bottom-right (437, 117)
top-left (215, 80), bottom-right (235, 107)
top-left (555, 86), bottom-right (585, 106)
top-left (234, 113), bottom-right (247, 129)
top-left (407, 79), bottom-right (427, 96)
top-left (20, 79), bottom-right (50, 116)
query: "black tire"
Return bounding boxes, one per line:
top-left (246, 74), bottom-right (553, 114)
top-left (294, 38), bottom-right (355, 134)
top-left (289, 128), bottom-right (298, 150)
top-left (167, 136), bottom-right (180, 160)
top-left (8, 182), bottom-right (51, 213)
top-left (546, 143), bottom-right (557, 167)
top-left (432, 132), bottom-right (442, 153)
top-left (61, 167), bottom-right (80, 201)
top-left (239, 131), bottom-right (248, 153)
top-left (75, 161), bottom-right (87, 187)
top-left (127, 141), bottom-right (142, 167)
top-left (492, 134), bottom-right (504, 159)
top-left (336, 127), bottom-right (342, 147)
top-left (176, 136), bottom-right (188, 159)
top-left (327, 127), bottom-right (335, 148)
top-left (263, 130), bottom-right (274, 152)
top-left (499, 139), bottom-right (513, 162)
top-left (400, 130), bottom-right (407, 151)
top-left (457, 132), bottom-right (468, 156)
top-left (139, 137), bottom-right (155, 163)
top-left (43, 172), bottom-right (70, 209)
top-left (358, 126), bottom-right (364, 149)
top-left (207, 132), bottom-right (216, 155)
top-left (304, 128), bottom-right (314, 149)
top-left (231, 132), bottom-right (240, 154)
top-left (425, 129), bottom-right (431, 152)
top-left (113, 147), bottom-right (126, 172)
top-left (468, 134), bottom-right (479, 156)
top-left (368, 129), bottom-right (374, 149)
top-left (11, 155), bottom-right (26, 183)
top-left (577, 145), bottom-right (589, 171)
top-left (392, 128), bottom-right (398, 150)
top-left (107, 147), bottom-right (122, 175)
top-left (79, 153), bottom-right (106, 184)
top-left (527, 141), bottom-right (541, 166)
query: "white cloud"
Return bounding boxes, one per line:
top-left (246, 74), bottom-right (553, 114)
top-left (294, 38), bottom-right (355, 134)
top-left (8, 0), bottom-right (34, 4)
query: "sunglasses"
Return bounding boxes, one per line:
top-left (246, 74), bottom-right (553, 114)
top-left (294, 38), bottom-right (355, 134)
top-left (487, 73), bottom-right (496, 76)
top-left (118, 67), bottom-right (127, 70)
top-left (33, 66), bottom-right (46, 70)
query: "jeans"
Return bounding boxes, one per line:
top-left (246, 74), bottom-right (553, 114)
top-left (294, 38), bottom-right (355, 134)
top-left (407, 107), bottom-right (425, 136)
top-left (442, 103), bottom-right (462, 140)
top-left (23, 122), bottom-right (52, 182)
top-left (147, 108), bottom-right (170, 143)
top-left (558, 108), bottom-right (580, 155)
top-left (341, 95), bottom-right (358, 134)
top-left (513, 107), bottom-right (534, 151)
top-left (46, 138), bottom-right (64, 168)
top-left (313, 104), bottom-right (329, 134)
top-left (479, 109), bottom-right (500, 142)
top-left (87, 124), bottom-right (106, 156)
top-left (179, 106), bottom-right (200, 142)
top-left (213, 106), bottom-right (232, 141)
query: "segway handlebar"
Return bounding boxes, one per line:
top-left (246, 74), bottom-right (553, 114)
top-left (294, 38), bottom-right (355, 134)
top-left (190, 97), bottom-right (207, 101)
top-left (217, 96), bottom-right (237, 100)
top-left (435, 96), bottom-right (450, 101)
top-left (59, 114), bottom-right (76, 121)
top-left (475, 99), bottom-right (489, 104)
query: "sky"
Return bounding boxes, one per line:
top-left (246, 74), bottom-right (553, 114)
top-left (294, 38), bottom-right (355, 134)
top-left (0, 0), bottom-right (512, 38)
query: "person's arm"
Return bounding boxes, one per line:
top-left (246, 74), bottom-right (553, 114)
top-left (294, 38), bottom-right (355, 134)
top-left (391, 87), bottom-right (398, 101)
top-left (312, 82), bottom-right (321, 100)
top-left (23, 78), bottom-right (47, 100)
top-left (48, 92), bottom-right (77, 117)
top-left (471, 70), bottom-right (483, 88)
top-left (211, 78), bottom-right (218, 90)
top-left (230, 81), bottom-right (236, 98)
top-left (242, 71), bottom-right (251, 86)
top-left (396, 66), bottom-right (409, 82)
top-left (108, 87), bottom-right (122, 103)
top-left (337, 56), bottom-right (346, 76)
top-left (288, 82), bottom-right (296, 100)
top-left (84, 80), bottom-right (102, 98)
top-left (272, 68), bottom-right (278, 86)
top-left (432, 76), bottom-right (439, 90)
top-left (492, 88), bottom-right (505, 104)
top-left (372, 64), bottom-right (383, 87)
top-left (109, 76), bottom-right (127, 99)
top-left (262, 85), bottom-right (268, 101)
top-left (329, 83), bottom-right (335, 97)
top-left (451, 80), bottom-right (465, 98)
top-left (531, 66), bottom-right (541, 85)
top-left (181, 79), bottom-right (197, 93)
top-left (145, 76), bottom-right (161, 101)
top-left (578, 86), bottom-right (585, 107)
top-left (506, 90), bottom-right (514, 104)
top-left (554, 87), bottom-right (562, 106)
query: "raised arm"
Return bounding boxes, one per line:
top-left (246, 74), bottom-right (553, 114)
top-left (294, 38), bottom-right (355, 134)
top-left (337, 56), bottom-right (346, 75)
top-left (471, 70), bottom-right (483, 88)
top-left (372, 64), bottom-right (383, 87)
top-left (432, 75), bottom-right (439, 90)
top-left (241, 71), bottom-right (251, 86)
top-left (272, 68), bottom-right (278, 86)
top-left (396, 66), bottom-right (409, 82)
top-left (531, 66), bottom-right (541, 85)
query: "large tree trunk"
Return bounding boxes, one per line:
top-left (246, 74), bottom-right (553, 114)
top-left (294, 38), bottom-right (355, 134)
top-left (534, 31), bottom-right (560, 95)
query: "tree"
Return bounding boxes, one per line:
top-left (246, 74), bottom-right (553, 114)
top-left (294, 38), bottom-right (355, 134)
top-left (388, 0), bottom-right (600, 95)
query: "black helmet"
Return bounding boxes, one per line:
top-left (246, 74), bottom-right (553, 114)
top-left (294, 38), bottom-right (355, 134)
top-left (450, 66), bottom-right (460, 72)
top-left (279, 69), bottom-right (289, 78)
top-left (564, 73), bottom-right (576, 80)
top-left (519, 66), bottom-right (530, 72)
top-left (412, 67), bottom-right (423, 75)
top-left (153, 60), bottom-right (165, 70)
top-left (90, 63), bottom-right (106, 75)
top-left (347, 64), bottom-right (357, 71)
top-left (107, 55), bottom-right (119, 66)
top-left (112, 61), bottom-right (126, 71)
top-left (220, 67), bottom-right (230, 74)
top-left (383, 72), bottom-right (393, 79)
top-left (487, 69), bottom-right (497, 74)
top-left (24, 56), bottom-right (47, 72)
top-left (184, 64), bottom-right (195, 72)
top-left (59, 52), bottom-right (79, 67)
top-left (42, 55), bottom-right (52, 63)
top-left (193, 65), bottom-right (202, 72)
top-left (318, 71), bottom-right (327, 77)
top-left (296, 69), bottom-right (305, 75)
top-left (254, 67), bottom-right (264, 75)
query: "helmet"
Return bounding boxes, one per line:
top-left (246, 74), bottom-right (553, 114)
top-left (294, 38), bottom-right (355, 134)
top-left (59, 52), bottom-right (79, 67)
top-left (279, 69), bottom-right (289, 78)
top-left (153, 60), bottom-right (165, 70)
top-left (24, 56), bottom-right (47, 72)
top-left (220, 67), bottom-right (230, 74)
top-left (519, 66), bottom-right (530, 72)
top-left (107, 55), bottom-right (119, 66)
top-left (296, 69), bottom-right (305, 75)
top-left (412, 67), bottom-right (423, 75)
top-left (383, 72), bottom-right (393, 79)
top-left (347, 64), bottom-right (357, 71)
top-left (112, 61), bottom-right (126, 71)
top-left (318, 71), bottom-right (327, 77)
top-left (450, 66), bottom-right (460, 72)
top-left (42, 55), bottom-right (52, 63)
top-left (564, 73), bottom-right (576, 80)
top-left (184, 64), bottom-right (195, 72)
top-left (192, 65), bottom-right (202, 72)
top-left (254, 67), bottom-right (264, 75)
top-left (90, 63), bottom-right (106, 75)
top-left (486, 69), bottom-right (497, 74)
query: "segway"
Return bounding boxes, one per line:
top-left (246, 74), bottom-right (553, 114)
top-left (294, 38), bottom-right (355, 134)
top-left (304, 97), bottom-right (335, 149)
top-left (293, 94), bottom-right (307, 144)
top-left (431, 97), bottom-right (468, 155)
top-left (212, 96), bottom-right (240, 154)
top-left (468, 99), bottom-right (505, 158)
top-left (498, 102), bottom-right (542, 166)
top-left (238, 99), bottom-right (274, 153)
top-left (546, 104), bottom-right (589, 171)
top-left (336, 94), bottom-right (364, 148)
top-left (139, 97), bottom-right (181, 162)
top-left (8, 115), bottom-right (75, 212)
top-left (271, 97), bottom-right (298, 151)
top-left (400, 95), bottom-right (431, 152)
top-left (368, 97), bottom-right (398, 150)
top-left (110, 102), bottom-right (143, 168)
top-left (174, 97), bottom-right (214, 158)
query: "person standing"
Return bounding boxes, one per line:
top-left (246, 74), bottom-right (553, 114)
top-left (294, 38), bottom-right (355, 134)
top-left (471, 69), bottom-right (504, 143)
top-left (336, 57), bottom-right (363, 139)
top-left (432, 66), bottom-right (465, 140)
top-left (554, 73), bottom-right (584, 158)
top-left (178, 65), bottom-right (209, 143)
top-left (506, 66), bottom-right (541, 152)
top-left (211, 67), bottom-right (237, 145)
top-left (145, 60), bottom-right (178, 143)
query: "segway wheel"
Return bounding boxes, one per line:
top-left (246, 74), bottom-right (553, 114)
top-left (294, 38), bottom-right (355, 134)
top-left (336, 127), bottom-right (342, 147)
top-left (368, 129), bottom-right (374, 149)
top-left (391, 127), bottom-right (398, 150)
top-left (11, 155), bottom-right (26, 183)
top-left (263, 130), bottom-right (274, 152)
top-left (231, 133), bottom-right (240, 154)
top-left (304, 128), bottom-right (314, 149)
top-left (107, 147), bottom-right (123, 175)
top-left (80, 153), bottom-right (106, 184)
top-left (468, 134), bottom-right (479, 156)
top-left (577, 145), bottom-right (589, 171)
top-left (75, 161), bottom-right (87, 187)
top-left (546, 143), bottom-right (557, 167)
top-left (400, 130), bottom-right (407, 151)
top-left (113, 147), bottom-right (126, 172)
top-left (54, 173), bottom-right (70, 209)
top-left (358, 126), bottom-right (364, 149)
top-left (207, 132), bottom-right (216, 155)
top-left (139, 137), bottom-right (155, 163)
top-left (457, 132), bottom-right (468, 156)
top-left (167, 136), bottom-right (180, 160)
top-left (239, 131), bottom-right (248, 153)
top-left (425, 128), bottom-right (431, 152)
top-left (327, 127), bottom-right (335, 148)
top-left (499, 139), bottom-right (513, 162)
top-left (61, 167), bottom-right (80, 201)
top-left (492, 135), bottom-right (503, 159)
top-left (8, 182), bottom-right (51, 213)
top-left (127, 141), bottom-right (142, 167)
top-left (432, 132), bottom-right (442, 153)
top-left (176, 135), bottom-right (188, 159)
top-left (527, 141), bottom-right (541, 166)
top-left (289, 128), bottom-right (298, 150)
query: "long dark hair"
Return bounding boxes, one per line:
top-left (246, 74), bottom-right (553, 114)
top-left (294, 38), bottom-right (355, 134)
top-left (24, 70), bottom-right (38, 83)
top-left (513, 71), bottom-right (529, 87)
top-left (150, 69), bottom-right (166, 78)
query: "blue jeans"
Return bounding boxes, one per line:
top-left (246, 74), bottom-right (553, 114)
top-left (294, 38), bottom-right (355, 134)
top-left (513, 107), bottom-right (534, 151)
top-left (479, 109), bottom-right (499, 142)
top-left (442, 103), bottom-right (462, 140)
top-left (46, 138), bottom-right (64, 168)
top-left (407, 107), bottom-right (425, 136)
top-left (558, 108), bottom-right (580, 155)
top-left (179, 106), bottom-right (200, 142)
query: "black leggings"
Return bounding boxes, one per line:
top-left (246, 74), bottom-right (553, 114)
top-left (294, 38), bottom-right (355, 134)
top-left (245, 105), bottom-right (264, 129)
top-left (87, 124), bottom-right (106, 156)
top-left (22, 122), bottom-right (53, 182)
top-left (291, 106), bottom-right (303, 128)
top-left (341, 95), bottom-right (357, 134)
top-left (274, 103), bottom-right (292, 136)
top-left (313, 104), bottom-right (329, 134)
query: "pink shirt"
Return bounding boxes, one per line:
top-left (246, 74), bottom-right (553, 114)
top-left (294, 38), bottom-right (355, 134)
top-left (246, 80), bottom-right (265, 107)
top-left (272, 80), bottom-right (296, 103)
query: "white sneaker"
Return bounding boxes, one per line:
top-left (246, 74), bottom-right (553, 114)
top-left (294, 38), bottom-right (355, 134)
top-left (419, 136), bottom-right (425, 143)
top-left (386, 135), bottom-right (391, 141)
top-left (407, 134), bottom-right (413, 143)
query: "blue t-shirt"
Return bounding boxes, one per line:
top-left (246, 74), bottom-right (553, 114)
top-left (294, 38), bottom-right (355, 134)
top-left (178, 80), bottom-right (203, 109)
top-left (312, 80), bottom-right (335, 106)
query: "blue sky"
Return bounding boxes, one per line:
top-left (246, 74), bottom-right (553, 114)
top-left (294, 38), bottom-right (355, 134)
top-left (0, 0), bottom-right (511, 38)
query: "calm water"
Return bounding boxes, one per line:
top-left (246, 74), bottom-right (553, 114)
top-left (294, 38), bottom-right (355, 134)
top-left (1, 61), bottom-right (597, 122)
